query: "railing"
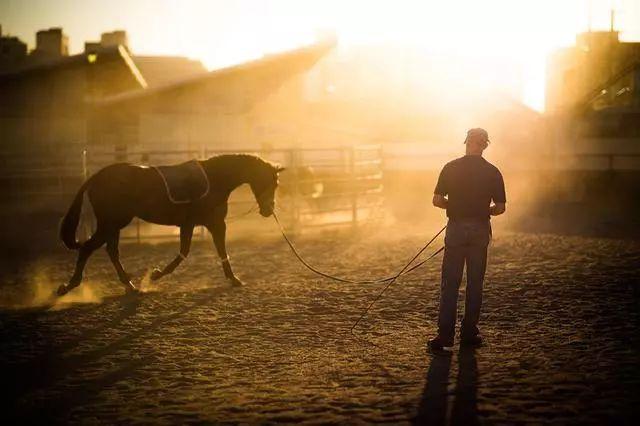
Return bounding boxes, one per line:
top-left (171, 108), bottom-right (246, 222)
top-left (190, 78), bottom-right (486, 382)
top-left (551, 153), bottom-right (640, 171)
top-left (87, 145), bottom-right (384, 240)
top-left (0, 150), bottom-right (85, 203)
top-left (6, 144), bottom-right (639, 242)
top-left (0, 145), bottom-right (384, 242)
top-left (382, 152), bottom-right (640, 171)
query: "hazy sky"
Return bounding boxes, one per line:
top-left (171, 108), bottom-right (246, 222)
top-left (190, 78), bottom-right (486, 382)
top-left (1, 0), bottom-right (639, 111)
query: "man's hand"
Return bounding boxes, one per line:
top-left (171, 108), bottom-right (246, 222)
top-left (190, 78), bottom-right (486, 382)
top-left (433, 194), bottom-right (447, 209)
top-left (490, 202), bottom-right (506, 216)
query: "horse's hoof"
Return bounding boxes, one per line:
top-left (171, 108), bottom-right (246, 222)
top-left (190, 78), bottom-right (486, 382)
top-left (229, 277), bottom-right (244, 287)
top-left (150, 268), bottom-right (163, 282)
top-left (124, 282), bottom-right (140, 295)
top-left (56, 284), bottom-right (69, 296)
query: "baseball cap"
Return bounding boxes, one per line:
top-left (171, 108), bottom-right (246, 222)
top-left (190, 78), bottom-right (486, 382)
top-left (464, 128), bottom-right (490, 144)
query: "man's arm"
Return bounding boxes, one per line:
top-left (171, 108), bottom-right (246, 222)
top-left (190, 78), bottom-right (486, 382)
top-left (433, 165), bottom-right (448, 210)
top-left (433, 194), bottom-right (447, 209)
top-left (490, 169), bottom-right (506, 216)
top-left (490, 202), bottom-right (506, 216)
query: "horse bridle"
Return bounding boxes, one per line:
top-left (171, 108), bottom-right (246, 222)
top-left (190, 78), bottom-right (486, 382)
top-left (255, 183), bottom-right (277, 212)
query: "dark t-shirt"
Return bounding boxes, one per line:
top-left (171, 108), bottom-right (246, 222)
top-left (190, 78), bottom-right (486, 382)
top-left (434, 156), bottom-right (506, 220)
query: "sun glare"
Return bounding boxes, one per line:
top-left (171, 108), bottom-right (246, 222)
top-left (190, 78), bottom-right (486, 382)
top-left (318, 0), bottom-right (589, 111)
top-left (164, 0), bottom-right (595, 111)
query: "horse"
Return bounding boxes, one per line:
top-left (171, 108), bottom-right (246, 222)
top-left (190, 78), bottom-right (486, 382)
top-left (57, 154), bottom-right (284, 296)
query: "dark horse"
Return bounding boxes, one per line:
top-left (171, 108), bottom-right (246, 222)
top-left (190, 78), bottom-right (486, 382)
top-left (57, 154), bottom-right (283, 296)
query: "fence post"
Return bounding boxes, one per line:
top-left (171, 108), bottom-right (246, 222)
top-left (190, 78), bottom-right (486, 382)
top-left (350, 146), bottom-right (358, 226)
top-left (290, 148), bottom-right (301, 233)
top-left (378, 144), bottom-right (385, 212)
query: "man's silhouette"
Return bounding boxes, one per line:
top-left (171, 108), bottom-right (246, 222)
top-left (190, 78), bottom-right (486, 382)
top-left (428, 128), bottom-right (506, 353)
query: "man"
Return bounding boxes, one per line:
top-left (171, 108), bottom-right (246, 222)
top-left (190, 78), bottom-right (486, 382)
top-left (428, 128), bottom-right (506, 353)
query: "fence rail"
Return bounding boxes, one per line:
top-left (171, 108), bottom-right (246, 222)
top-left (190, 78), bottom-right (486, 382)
top-left (6, 144), bottom-right (639, 242)
top-left (552, 153), bottom-right (640, 171)
top-left (1, 145), bottom-right (384, 242)
top-left (382, 152), bottom-right (640, 171)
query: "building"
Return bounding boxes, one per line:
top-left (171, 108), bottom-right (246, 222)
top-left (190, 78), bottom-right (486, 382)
top-left (546, 30), bottom-right (640, 113)
top-left (89, 38), bottom-right (336, 151)
top-left (132, 56), bottom-right (207, 87)
top-left (0, 25), bottom-right (28, 72)
top-left (2, 24), bottom-right (536, 164)
top-left (89, 39), bottom-right (539, 163)
top-left (84, 30), bottom-right (208, 87)
top-left (30, 27), bottom-right (69, 64)
top-left (1, 26), bottom-right (71, 73)
top-left (100, 30), bottom-right (128, 50)
top-left (0, 45), bottom-right (147, 155)
top-left (546, 30), bottom-right (640, 158)
top-left (0, 26), bottom-right (231, 157)
top-left (0, 27), bottom-right (336, 159)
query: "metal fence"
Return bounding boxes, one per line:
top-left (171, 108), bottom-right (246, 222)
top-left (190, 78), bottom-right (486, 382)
top-left (382, 151), bottom-right (640, 171)
top-left (6, 143), bottom-right (637, 242)
top-left (0, 145), bottom-right (384, 242)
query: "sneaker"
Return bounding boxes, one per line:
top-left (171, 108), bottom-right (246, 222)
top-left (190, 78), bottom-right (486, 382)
top-left (460, 334), bottom-right (483, 347)
top-left (427, 337), bottom-right (453, 355)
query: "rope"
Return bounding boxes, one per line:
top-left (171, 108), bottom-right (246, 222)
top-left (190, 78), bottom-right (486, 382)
top-left (271, 211), bottom-right (447, 344)
top-left (272, 211), bottom-right (446, 284)
top-left (349, 245), bottom-right (444, 337)
top-left (271, 212), bottom-right (446, 343)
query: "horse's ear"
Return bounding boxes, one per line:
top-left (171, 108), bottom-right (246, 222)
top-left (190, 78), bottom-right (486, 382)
top-left (276, 166), bottom-right (286, 173)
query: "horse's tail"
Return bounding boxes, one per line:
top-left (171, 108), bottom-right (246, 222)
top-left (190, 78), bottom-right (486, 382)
top-left (60, 176), bottom-right (93, 250)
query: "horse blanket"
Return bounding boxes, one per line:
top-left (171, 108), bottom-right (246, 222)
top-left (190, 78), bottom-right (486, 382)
top-left (154, 160), bottom-right (210, 204)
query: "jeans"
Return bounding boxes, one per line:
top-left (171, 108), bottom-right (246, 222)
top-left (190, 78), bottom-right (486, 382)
top-left (437, 218), bottom-right (491, 346)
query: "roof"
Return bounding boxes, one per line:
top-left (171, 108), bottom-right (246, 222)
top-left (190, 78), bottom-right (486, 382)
top-left (93, 37), bottom-right (336, 107)
top-left (132, 56), bottom-right (207, 87)
top-left (0, 45), bottom-right (147, 89)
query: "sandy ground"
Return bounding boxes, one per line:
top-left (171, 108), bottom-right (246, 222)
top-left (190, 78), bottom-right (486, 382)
top-left (1, 224), bottom-right (639, 424)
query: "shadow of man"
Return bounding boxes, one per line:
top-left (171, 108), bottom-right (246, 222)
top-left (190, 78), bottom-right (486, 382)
top-left (451, 347), bottom-right (480, 425)
top-left (414, 347), bottom-right (479, 425)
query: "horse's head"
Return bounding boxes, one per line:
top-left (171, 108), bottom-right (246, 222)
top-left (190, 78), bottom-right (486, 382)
top-left (249, 159), bottom-right (285, 217)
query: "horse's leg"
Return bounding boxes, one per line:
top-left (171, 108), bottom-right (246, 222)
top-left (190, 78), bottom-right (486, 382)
top-left (207, 221), bottom-right (243, 286)
top-left (57, 229), bottom-right (106, 296)
top-left (105, 229), bottom-right (138, 294)
top-left (150, 224), bottom-right (194, 281)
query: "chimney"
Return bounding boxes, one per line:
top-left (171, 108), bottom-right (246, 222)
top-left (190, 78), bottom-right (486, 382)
top-left (84, 41), bottom-right (101, 53)
top-left (34, 27), bottom-right (69, 58)
top-left (100, 30), bottom-right (129, 51)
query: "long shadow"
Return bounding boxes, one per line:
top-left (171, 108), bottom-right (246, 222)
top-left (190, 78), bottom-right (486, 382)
top-left (8, 292), bottom-right (143, 348)
top-left (414, 347), bottom-right (479, 425)
top-left (1, 285), bottom-right (237, 415)
top-left (451, 347), bottom-right (479, 426)
top-left (414, 353), bottom-right (452, 425)
top-left (8, 356), bottom-right (152, 424)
